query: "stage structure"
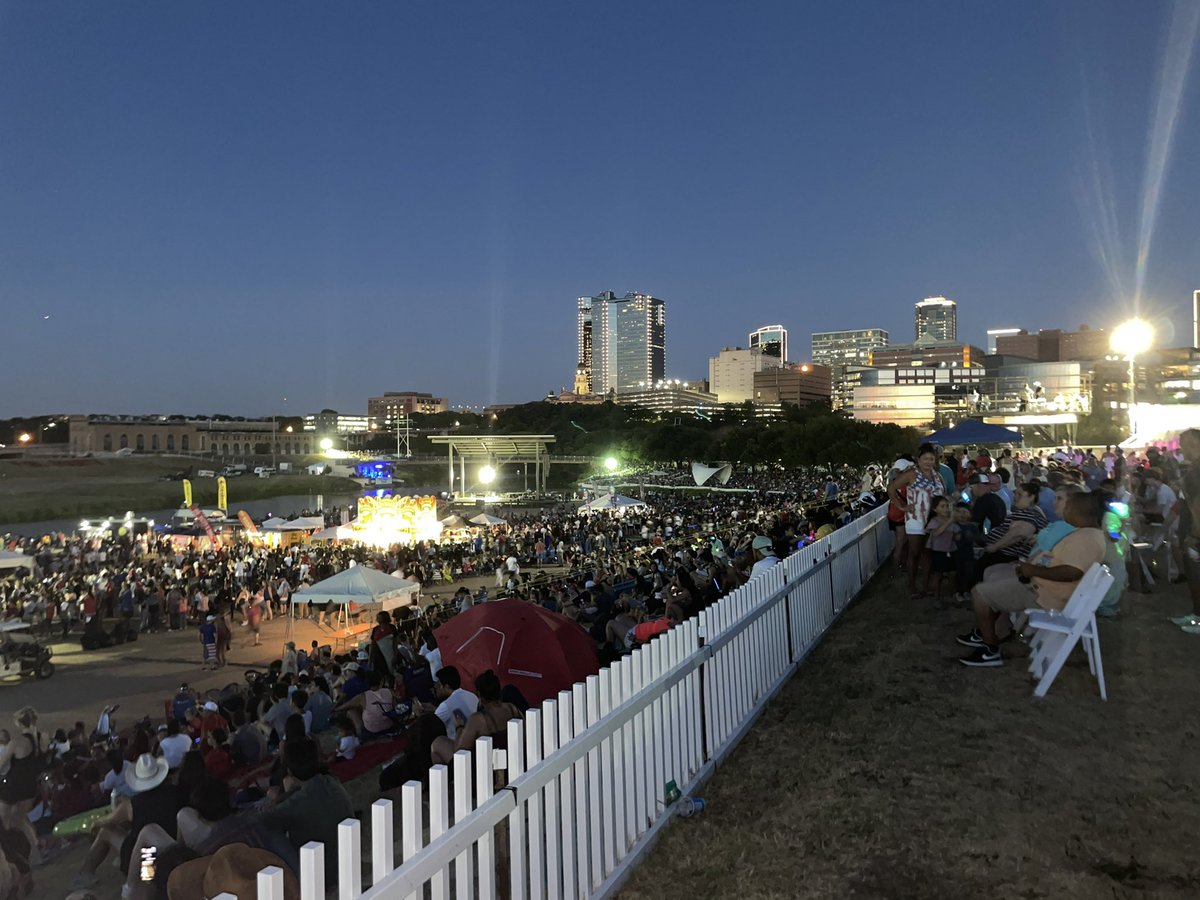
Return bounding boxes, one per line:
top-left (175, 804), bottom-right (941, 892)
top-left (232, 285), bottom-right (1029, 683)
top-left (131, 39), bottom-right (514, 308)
top-left (429, 434), bottom-right (556, 496)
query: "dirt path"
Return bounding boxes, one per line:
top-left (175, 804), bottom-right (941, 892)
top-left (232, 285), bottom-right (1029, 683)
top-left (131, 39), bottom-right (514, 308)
top-left (619, 571), bottom-right (1200, 899)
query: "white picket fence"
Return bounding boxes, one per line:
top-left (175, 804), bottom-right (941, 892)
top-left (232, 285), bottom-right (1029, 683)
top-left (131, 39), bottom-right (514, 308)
top-left (245, 505), bottom-right (894, 900)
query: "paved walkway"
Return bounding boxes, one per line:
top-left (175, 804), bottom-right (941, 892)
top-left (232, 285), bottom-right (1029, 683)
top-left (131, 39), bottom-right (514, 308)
top-left (619, 570), bottom-right (1200, 899)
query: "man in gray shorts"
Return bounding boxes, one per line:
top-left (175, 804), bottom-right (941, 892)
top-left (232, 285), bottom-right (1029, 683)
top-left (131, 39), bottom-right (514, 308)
top-left (957, 492), bottom-right (1108, 667)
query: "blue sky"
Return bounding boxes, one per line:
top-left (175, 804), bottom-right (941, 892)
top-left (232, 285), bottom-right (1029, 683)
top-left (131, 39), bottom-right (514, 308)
top-left (1, 1), bottom-right (1197, 415)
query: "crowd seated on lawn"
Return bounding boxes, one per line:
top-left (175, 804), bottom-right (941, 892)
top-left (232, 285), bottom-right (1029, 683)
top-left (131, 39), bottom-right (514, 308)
top-left (7, 444), bottom-right (1187, 893)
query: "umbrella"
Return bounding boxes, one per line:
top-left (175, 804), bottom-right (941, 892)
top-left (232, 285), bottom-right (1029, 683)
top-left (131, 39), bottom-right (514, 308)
top-left (434, 600), bottom-right (599, 706)
top-left (469, 513), bottom-right (507, 526)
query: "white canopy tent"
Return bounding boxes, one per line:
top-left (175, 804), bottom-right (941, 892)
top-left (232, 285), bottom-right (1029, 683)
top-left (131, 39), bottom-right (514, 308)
top-left (440, 514), bottom-right (469, 528)
top-left (292, 565), bottom-right (420, 614)
top-left (260, 516), bottom-right (326, 532)
top-left (469, 513), bottom-right (507, 526)
top-left (308, 524), bottom-right (358, 542)
top-left (579, 493), bottom-right (649, 512)
top-left (0, 550), bottom-right (35, 571)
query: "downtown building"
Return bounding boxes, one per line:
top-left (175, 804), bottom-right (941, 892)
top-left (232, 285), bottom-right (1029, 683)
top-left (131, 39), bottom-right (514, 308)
top-left (708, 346), bottom-right (782, 404)
top-left (576, 291), bottom-right (666, 395)
top-left (811, 328), bottom-right (889, 409)
top-left (915, 297), bottom-right (957, 343)
top-left (749, 324), bottom-right (788, 362)
top-left (367, 391), bottom-right (448, 425)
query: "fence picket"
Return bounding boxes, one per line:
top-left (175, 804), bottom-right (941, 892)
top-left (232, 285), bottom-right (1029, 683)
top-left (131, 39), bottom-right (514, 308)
top-left (371, 799), bottom-right (394, 887)
top-left (298, 842), bottom-right (324, 900)
top-left (475, 736), bottom-right (496, 900)
top-left (452, 751), bottom-right (475, 900)
top-left (429, 765), bottom-right (450, 900)
top-left (556, 690), bottom-right (576, 900)
top-left (542, 700), bottom-right (562, 900)
top-left (337, 818), bottom-right (362, 900)
top-left (400, 784), bottom-right (421, 900)
top-left (524, 711), bottom-right (544, 900)
top-left (597, 668), bottom-right (617, 876)
top-left (507, 719), bottom-right (527, 900)
top-left (571, 682), bottom-right (589, 899)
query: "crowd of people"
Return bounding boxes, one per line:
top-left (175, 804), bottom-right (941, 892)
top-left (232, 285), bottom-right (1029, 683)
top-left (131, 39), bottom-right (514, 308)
top-left (1, 439), bottom-right (1194, 896)
top-left (884, 439), bottom-right (1200, 667)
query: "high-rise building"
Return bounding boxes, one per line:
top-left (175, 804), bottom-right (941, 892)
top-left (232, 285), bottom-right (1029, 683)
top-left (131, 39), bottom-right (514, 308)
top-left (749, 325), bottom-right (788, 362)
top-left (577, 291), bottom-right (666, 395)
top-left (368, 392), bottom-right (448, 424)
top-left (811, 328), bottom-right (889, 409)
top-left (753, 363), bottom-right (832, 408)
top-left (708, 346), bottom-right (782, 404)
top-left (914, 297), bottom-right (957, 343)
top-left (1193, 290), bottom-right (1199, 349)
top-left (986, 328), bottom-right (1023, 353)
top-left (993, 326), bottom-right (1109, 363)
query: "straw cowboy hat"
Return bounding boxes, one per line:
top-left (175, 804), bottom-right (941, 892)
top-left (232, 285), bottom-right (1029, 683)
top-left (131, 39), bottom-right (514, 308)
top-left (168, 843), bottom-right (298, 900)
top-left (124, 753), bottom-right (170, 792)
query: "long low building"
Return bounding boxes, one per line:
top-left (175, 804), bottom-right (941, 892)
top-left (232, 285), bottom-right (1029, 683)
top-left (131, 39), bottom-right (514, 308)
top-left (67, 416), bottom-right (318, 457)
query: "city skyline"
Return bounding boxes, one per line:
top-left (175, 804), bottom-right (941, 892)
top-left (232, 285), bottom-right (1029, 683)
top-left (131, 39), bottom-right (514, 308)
top-left (1, 2), bottom-right (1198, 416)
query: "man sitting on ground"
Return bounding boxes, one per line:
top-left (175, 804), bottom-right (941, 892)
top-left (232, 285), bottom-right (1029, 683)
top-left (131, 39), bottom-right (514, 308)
top-left (957, 492), bottom-right (1108, 668)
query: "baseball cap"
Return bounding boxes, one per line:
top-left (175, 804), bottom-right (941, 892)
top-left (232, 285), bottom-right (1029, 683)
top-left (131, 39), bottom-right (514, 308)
top-left (970, 473), bottom-right (991, 485)
top-left (751, 535), bottom-right (773, 551)
top-left (202, 700), bottom-right (219, 712)
top-left (892, 459), bottom-right (914, 473)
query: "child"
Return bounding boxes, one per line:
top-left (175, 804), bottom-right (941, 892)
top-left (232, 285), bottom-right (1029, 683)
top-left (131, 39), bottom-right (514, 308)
top-left (953, 502), bottom-right (980, 603)
top-left (924, 497), bottom-right (958, 601)
top-left (334, 717), bottom-right (359, 761)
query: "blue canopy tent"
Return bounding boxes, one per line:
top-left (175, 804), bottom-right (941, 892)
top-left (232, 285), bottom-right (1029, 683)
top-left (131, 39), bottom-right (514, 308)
top-left (925, 420), bottom-right (1021, 446)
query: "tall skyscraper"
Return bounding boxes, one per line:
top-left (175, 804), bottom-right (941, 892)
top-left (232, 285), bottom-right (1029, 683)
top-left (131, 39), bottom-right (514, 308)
top-left (576, 291), bottom-right (666, 395)
top-left (811, 328), bottom-right (889, 409)
top-left (1193, 290), bottom-right (1199, 349)
top-left (749, 325), bottom-right (788, 362)
top-left (914, 297), bottom-right (957, 343)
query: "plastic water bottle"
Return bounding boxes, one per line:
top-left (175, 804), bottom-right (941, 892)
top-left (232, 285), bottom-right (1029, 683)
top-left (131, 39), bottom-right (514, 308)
top-left (675, 797), bottom-right (705, 818)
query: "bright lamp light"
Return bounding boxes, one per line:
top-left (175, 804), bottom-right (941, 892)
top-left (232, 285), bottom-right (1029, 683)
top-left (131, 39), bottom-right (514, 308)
top-left (478, 465), bottom-right (496, 484)
top-left (319, 438), bottom-right (333, 451)
top-left (17, 433), bottom-right (31, 443)
top-left (1110, 318), bottom-right (1154, 358)
top-left (604, 456), bottom-right (619, 471)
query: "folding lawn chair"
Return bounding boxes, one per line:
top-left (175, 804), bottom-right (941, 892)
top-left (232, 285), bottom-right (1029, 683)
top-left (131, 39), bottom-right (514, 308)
top-left (1025, 562), bottom-right (1113, 700)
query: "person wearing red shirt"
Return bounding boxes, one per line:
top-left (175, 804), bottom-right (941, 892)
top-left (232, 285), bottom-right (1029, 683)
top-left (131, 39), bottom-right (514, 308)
top-left (203, 728), bottom-right (234, 780)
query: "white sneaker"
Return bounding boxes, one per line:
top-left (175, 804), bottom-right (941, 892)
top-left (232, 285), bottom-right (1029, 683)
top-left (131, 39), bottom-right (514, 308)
top-left (1169, 615), bottom-right (1200, 627)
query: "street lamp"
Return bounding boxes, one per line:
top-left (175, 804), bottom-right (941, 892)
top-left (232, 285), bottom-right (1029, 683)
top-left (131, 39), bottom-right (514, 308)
top-left (604, 456), bottom-right (619, 471)
top-left (320, 437), bottom-right (334, 451)
top-left (478, 465), bottom-right (496, 485)
top-left (1110, 318), bottom-right (1154, 434)
top-left (17, 433), bottom-right (31, 444)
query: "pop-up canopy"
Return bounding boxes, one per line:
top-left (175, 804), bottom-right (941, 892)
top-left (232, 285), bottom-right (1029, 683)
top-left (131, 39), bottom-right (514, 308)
top-left (0, 550), bottom-right (34, 571)
top-left (292, 565), bottom-right (419, 612)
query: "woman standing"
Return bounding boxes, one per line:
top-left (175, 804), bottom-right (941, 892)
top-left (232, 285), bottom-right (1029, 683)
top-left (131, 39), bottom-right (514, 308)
top-left (887, 443), bottom-right (945, 598)
top-left (0, 708), bottom-right (44, 868)
top-left (886, 458), bottom-right (914, 571)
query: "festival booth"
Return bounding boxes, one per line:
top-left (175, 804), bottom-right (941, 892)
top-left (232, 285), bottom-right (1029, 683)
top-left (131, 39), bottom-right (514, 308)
top-left (259, 515), bottom-right (326, 548)
top-left (309, 524), bottom-right (358, 542)
top-left (346, 495), bottom-right (442, 546)
top-left (292, 565), bottom-right (421, 635)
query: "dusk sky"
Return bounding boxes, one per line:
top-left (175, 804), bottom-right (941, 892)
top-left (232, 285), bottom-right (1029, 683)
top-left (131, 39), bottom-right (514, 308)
top-left (2, 1), bottom-right (1198, 417)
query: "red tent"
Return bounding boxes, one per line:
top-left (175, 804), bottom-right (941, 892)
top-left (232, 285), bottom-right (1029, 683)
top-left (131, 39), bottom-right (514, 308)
top-left (434, 600), bottom-right (599, 706)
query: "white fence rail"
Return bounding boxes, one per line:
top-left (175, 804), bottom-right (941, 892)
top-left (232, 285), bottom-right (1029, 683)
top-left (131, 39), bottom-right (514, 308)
top-left (248, 506), bottom-right (893, 900)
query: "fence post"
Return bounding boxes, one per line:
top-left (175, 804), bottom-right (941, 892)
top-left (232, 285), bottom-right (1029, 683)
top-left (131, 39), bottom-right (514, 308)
top-left (371, 798), bottom-right (394, 886)
top-left (258, 866), bottom-right (285, 900)
top-left (452, 750), bottom-right (475, 899)
top-left (507, 718), bottom-right (527, 900)
top-left (476, 735), bottom-right (496, 900)
top-left (299, 842), bottom-right (324, 900)
top-left (337, 818), bottom-right (362, 900)
top-left (400, 783), bottom-right (422, 900)
top-left (428, 765), bottom-right (450, 900)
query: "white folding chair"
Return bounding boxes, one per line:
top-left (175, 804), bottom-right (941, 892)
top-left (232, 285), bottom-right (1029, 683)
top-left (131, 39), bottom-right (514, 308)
top-left (1025, 563), bottom-right (1112, 700)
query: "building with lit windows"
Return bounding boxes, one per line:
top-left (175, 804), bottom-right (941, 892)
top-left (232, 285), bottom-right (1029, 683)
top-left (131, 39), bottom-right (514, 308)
top-left (914, 297), bottom-right (957, 343)
top-left (708, 346), bottom-right (782, 404)
top-left (993, 326), bottom-right (1110, 363)
top-left (616, 380), bottom-right (717, 416)
top-left (577, 291), bottom-right (666, 395)
top-left (811, 328), bottom-right (889, 409)
top-left (749, 325), bottom-right (788, 362)
top-left (367, 392), bottom-right (448, 424)
top-left (752, 363), bottom-right (832, 408)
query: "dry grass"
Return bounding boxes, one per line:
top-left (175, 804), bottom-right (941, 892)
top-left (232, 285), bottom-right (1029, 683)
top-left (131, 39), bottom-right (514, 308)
top-left (619, 571), bottom-right (1200, 900)
top-left (0, 456), bottom-right (360, 522)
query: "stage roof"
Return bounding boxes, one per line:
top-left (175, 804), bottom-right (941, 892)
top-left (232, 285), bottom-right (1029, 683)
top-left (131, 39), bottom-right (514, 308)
top-left (428, 434), bottom-right (556, 459)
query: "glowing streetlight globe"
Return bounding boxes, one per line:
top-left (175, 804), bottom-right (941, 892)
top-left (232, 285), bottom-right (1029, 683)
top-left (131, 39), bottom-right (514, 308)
top-left (17, 433), bottom-right (31, 444)
top-left (604, 456), bottom-right (619, 471)
top-left (478, 465), bottom-right (496, 484)
top-left (1110, 318), bottom-right (1154, 358)
top-left (319, 438), bottom-right (333, 451)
